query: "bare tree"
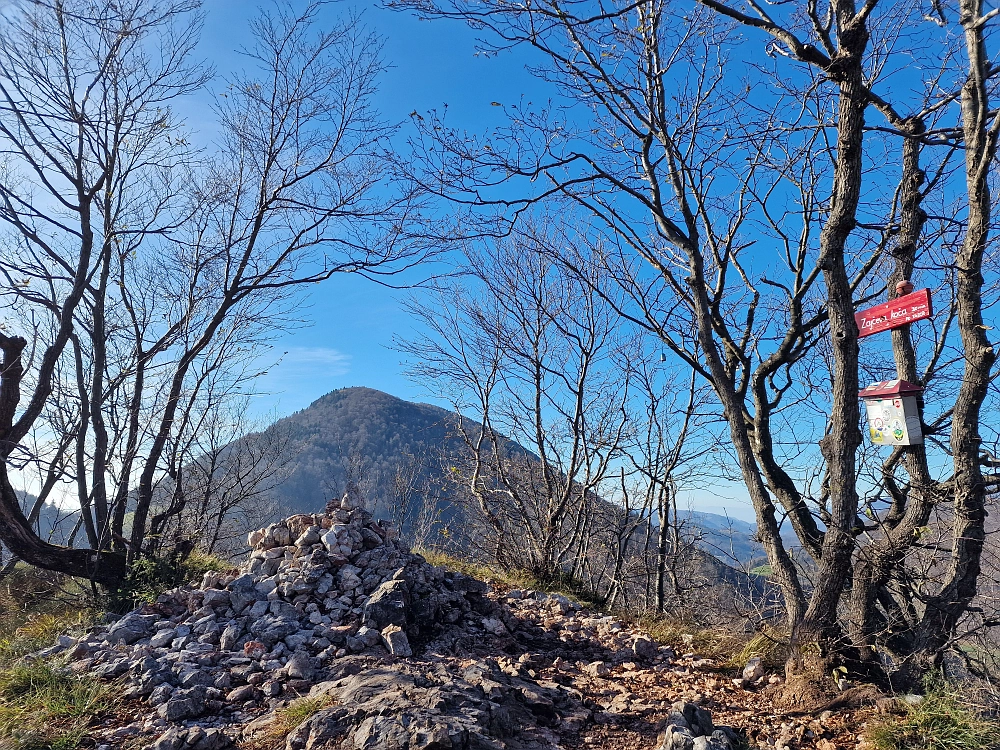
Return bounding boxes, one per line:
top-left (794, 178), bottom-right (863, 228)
top-left (391, 0), bottom-right (1000, 693)
top-left (626, 358), bottom-right (713, 613)
top-left (402, 223), bottom-right (632, 581)
top-left (152, 398), bottom-right (291, 561)
top-left (0, 0), bottom-right (430, 586)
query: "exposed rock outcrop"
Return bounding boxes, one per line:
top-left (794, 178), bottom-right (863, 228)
top-left (38, 498), bottom-right (615, 750)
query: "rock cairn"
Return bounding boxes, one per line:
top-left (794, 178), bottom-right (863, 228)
top-left (29, 497), bottom-right (756, 750)
top-left (44, 498), bottom-right (500, 749)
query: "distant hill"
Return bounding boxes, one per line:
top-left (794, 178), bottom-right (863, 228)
top-left (677, 511), bottom-right (762, 567)
top-left (246, 387), bottom-right (767, 566)
top-left (256, 387), bottom-right (471, 515)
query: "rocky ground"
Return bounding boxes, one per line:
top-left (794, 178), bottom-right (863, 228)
top-left (26, 500), bottom-right (872, 750)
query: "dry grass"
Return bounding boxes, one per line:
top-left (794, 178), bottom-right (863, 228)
top-left (0, 568), bottom-right (96, 667)
top-left (0, 565), bottom-right (107, 750)
top-left (616, 613), bottom-right (786, 671)
top-left (415, 548), bottom-right (601, 607)
top-left (866, 680), bottom-right (1000, 750)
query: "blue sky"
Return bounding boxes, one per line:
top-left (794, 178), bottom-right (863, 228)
top-left (194, 1), bottom-right (758, 521)
top-left (196, 1), bottom-right (536, 416)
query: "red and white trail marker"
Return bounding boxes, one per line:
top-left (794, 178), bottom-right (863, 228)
top-left (855, 288), bottom-right (933, 338)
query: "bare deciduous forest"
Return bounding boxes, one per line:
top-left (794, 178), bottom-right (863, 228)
top-left (2, 1), bottom-right (1000, 749)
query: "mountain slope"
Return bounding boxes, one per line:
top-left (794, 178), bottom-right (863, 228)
top-left (259, 387), bottom-right (464, 514)
top-left (250, 387), bottom-right (765, 567)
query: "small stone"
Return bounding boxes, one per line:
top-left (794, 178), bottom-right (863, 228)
top-left (272, 526), bottom-right (291, 546)
top-left (482, 617), bottom-right (507, 635)
top-left (295, 526), bottom-right (322, 547)
top-left (148, 684), bottom-right (173, 707)
top-left (147, 727), bottom-right (185, 750)
top-left (227, 684), bottom-right (260, 703)
top-left (202, 589), bottom-right (230, 608)
top-left (742, 657), bottom-right (765, 682)
top-left (380, 625), bottom-right (413, 657)
top-left (157, 696), bottom-right (202, 721)
top-left (286, 651), bottom-right (315, 680)
top-left (583, 661), bottom-right (609, 677)
top-left (262, 680), bottom-right (283, 697)
top-left (633, 636), bottom-right (658, 661)
top-left (150, 630), bottom-right (175, 649)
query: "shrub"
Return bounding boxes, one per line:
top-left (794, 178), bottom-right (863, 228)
top-left (108, 549), bottom-right (230, 611)
top-left (866, 679), bottom-right (1000, 750)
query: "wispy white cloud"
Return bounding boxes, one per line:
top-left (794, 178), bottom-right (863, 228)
top-left (275, 347), bottom-right (352, 375)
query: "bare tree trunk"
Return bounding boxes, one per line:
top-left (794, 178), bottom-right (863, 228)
top-left (905, 0), bottom-right (997, 677)
top-left (847, 122), bottom-right (938, 683)
top-left (0, 335), bottom-right (126, 584)
top-left (789, 3), bottom-right (868, 684)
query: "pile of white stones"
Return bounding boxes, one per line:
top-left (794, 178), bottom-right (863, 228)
top-left (43, 497), bottom-right (499, 749)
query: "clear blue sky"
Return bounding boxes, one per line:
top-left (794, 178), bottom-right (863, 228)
top-left (196, 1), bottom-right (758, 522)
top-left (196, 0), bottom-right (536, 417)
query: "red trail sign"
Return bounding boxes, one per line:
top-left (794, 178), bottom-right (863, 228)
top-left (855, 288), bottom-right (933, 338)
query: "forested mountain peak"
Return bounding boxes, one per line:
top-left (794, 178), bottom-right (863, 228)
top-left (260, 387), bottom-right (462, 516)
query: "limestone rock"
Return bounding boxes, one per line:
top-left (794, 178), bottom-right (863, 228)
top-left (656, 704), bottom-right (737, 750)
top-left (145, 726), bottom-right (233, 750)
top-left (633, 636), bottom-right (658, 661)
top-left (583, 661), bottom-right (609, 677)
top-left (364, 579), bottom-right (409, 630)
top-left (380, 625), bottom-right (413, 657)
top-left (287, 650), bottom-right (316, 680)
top-left (157, 696), bottom-right (203, 722)
top-left (742, 656), bottom-right (765, 682)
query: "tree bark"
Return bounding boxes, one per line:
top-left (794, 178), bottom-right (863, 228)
top-left (0, 335), bottom-right (125, 585)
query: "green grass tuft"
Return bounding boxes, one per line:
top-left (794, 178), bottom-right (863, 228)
top-left (866, 680), bottom-right (1000, 750)
top-left (277, 695), bottom-right (334, 730)
top-left (245, 694), bottom-right (336, 747)
top-left (0, 661), bottom-right (119, 750)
